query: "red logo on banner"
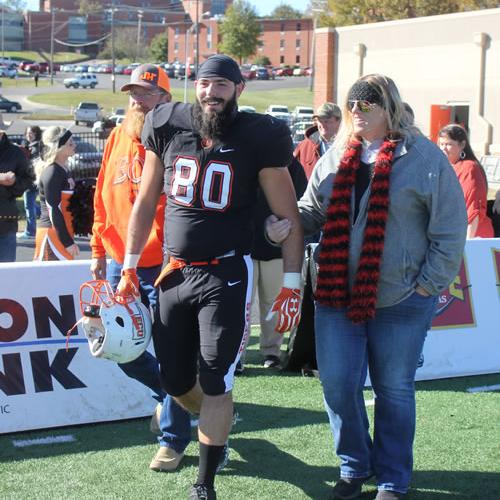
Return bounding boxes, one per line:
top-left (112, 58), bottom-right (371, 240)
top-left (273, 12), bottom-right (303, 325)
top-left (431, 257), bottom-right (475, 329)
top-left (493, 249), bottom-right (500, 301)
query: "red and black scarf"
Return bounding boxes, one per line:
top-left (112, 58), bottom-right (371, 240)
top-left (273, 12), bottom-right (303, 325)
top-left (316, 137), bottom-right (398, 323)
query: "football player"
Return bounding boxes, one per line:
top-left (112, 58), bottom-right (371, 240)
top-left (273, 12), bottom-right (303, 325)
top-left (117, 54), bottom-right (304, 500)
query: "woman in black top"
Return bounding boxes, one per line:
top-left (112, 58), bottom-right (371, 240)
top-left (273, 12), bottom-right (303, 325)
top-left (34, 126), bottom-right (79, 260)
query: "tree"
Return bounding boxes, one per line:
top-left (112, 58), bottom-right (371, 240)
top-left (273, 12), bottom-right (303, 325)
top-left (253, 55), bottom-right (271, 66)
top-left (149, 33), bottom-right (168, 62)
top-left (78, 0), bottom-right (102, 16)
top-left (218, 0), bottom-right (262, 65)
top-left (5, 0), bottom-right (26, 12)
top-left (319, 0), bottom-right (499, 27)
top-left (268, 3), bottom-right (304, 19)
top-left (98, 27), bottom-right (148, 61)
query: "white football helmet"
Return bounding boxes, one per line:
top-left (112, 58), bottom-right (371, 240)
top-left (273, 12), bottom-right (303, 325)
top-left (79, 280), bottom-right (152, 364)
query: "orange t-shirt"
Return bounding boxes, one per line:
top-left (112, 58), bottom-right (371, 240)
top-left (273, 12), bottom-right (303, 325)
top-left (453, 159), bottom-right (493, 238)
top-left (91, 125), bottom-right (165, 267)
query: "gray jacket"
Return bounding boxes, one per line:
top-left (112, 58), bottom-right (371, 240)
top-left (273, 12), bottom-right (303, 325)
top-left (299, 134), bottom-right (467, 308)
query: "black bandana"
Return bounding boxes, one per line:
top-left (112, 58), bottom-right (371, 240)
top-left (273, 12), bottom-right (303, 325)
top-left (57, 130), bottom-right (72, 148)
top-left (348, 81), bottom-right (383, 106)
top-left (197, 54), bottom-right (243, 84)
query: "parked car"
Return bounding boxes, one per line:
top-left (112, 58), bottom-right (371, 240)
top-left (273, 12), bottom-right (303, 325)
top-left (123, 63), bottom-right (140, 75)
top-left (64, 74), bottom-right (98, 89)
top-left (240, 66), bottom-right (256, 80)
top-left (0, 95), bottom-right (21, 112)
top-left (293, 66), bottom-right (306, 76)
top-left (238, 105), bottom-right (256, 113)
top-left (92, 114), bottom-right (124, 134)
top-left (291, 106), bottom-right (314, 124)
top-left (67, 140), bottom-right (102, 179)
top-left (255, 67), bottom-right (272, 80)
top-left (265, 104), bottom-right (291, 125)
top-left (0, 65), bottom-right (16, 78)
top-left (75, 64), bottom-right (89, 73)
top-left (74, 102), bottom-right (102, 126)
top-left (275, 65), bottom-right (294, 77)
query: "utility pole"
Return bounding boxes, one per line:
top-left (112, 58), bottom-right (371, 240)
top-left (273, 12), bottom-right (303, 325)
top-left (50, 8), bottom-right (55, 85)
top-left (136, 10), bottom-right (143, 62)
top-left (111, 3), bottom-right (116, 93)
top-left (195, 0), bottom-right (199, 74)
top-left (1, 3), bottom-right (4, 59)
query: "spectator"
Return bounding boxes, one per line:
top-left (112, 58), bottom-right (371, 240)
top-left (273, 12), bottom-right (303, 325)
top-left (34, 71), bottom-right (39, 87)
top-left (438, 124), bottom-right (494, 238)
top-left (267, 74), bottom-right (467, 499)
top-left (34, 126), bottom-right (79, 261)
top-left (0, 113), bottom-right (32, 262)
top-left (17, 125), bottom-right (42, 240)
top-left (243, 158), bottom-right (307, 372)
top-left (294, 102), bottom-right (342, 179)
top-left (90, 64), bottom-right (191, 472)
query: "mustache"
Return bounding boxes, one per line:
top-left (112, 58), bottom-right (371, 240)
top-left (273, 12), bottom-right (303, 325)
top-left (201, 97), bottom-right (224, 105)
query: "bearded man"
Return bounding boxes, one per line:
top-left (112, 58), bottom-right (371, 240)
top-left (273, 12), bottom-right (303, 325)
top-left (90, 64), bottom-right (192, 473)
top-left (116, 54), bottom-right (304, 499)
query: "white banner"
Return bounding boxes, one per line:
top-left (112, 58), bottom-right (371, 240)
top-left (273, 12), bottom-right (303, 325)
top-left (416, 238), bottom-right (500, 381)
top-left (0, 260), bottom-right (154, 434)
top-left (1, 239), bottom-right (499, 433)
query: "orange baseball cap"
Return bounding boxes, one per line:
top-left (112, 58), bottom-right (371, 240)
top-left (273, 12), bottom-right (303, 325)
top-left (121, 64), bottom-right (171, 93)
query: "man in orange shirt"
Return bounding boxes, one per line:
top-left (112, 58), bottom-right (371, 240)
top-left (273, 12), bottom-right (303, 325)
top-left (90, 64), bottom-right (191, 472)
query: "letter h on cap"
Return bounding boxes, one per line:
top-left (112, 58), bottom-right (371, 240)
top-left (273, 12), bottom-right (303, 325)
top-left (141, 72), bottom-right (156, 81)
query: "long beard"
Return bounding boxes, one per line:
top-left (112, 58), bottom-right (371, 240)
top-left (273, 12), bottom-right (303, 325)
top-left (192, 93), bottom-right (238, 141)
top-left (122, 107), bottom-right (146, 139)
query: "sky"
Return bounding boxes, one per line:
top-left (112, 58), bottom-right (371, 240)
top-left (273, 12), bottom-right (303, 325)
top-left (24, 0), bottom-right (310, 16)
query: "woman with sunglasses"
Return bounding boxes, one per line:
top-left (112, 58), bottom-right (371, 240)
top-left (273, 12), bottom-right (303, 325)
top-left (267, 75), bottom-right (467, 499)
top-left (34, 126), bottom-right (79, 260)
top-left (438, 124), bottom-right (493, 238)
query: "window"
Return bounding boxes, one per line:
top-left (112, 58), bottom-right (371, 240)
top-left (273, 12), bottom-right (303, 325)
top-left (174, 42), bottom-right (179, 51)
top-left (296, 55), bottom-right (300, 64)
top-left (297, 23), bottom-right (301, 31)
top-left (296, 39), bottom-right (301, 48)
top-left (280, 22), bottom-right (285, 32)
top-left (280, 56), bottom-right (284, 64)
top-left (175, 27), bottom-right (180, 37)
top-left (280, 39), bottom-right (285, 49)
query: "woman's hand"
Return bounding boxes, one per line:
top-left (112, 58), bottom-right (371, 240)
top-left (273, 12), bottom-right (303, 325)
top-left (66, 243), bottom-right (80, 257)
top-left (265, 214), bottom-right (292, 244)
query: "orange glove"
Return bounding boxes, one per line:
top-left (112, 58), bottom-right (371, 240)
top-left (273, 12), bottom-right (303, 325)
top-left (267, 287), bottom-right (302, 334)
top-left (115, 268), bottom-right (140, 303)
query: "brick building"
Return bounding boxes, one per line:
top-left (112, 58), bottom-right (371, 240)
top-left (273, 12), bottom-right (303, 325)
top-left (168, 16), bottom-right (313, 67)
top-left (24, 0), bottom-right (187, 54)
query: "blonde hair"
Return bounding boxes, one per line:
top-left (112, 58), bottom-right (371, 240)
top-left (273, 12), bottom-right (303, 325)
top-left (334, 74), bottom-right (421, 152)
top-left (34, 126), bottom-right (69, 182)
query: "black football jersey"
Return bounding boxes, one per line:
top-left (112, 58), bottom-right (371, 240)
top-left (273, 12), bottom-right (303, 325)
top-left (142, 102), bottom-right (293, 261)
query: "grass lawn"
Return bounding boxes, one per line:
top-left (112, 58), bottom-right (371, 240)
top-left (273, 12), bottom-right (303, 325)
top-left (2, 51), bottom-right (87, 63)
top-left (28, 87), bottom-right (314, 115)
top-left (0, 77), bottom-right (54, 89)
top-left (0, 327), bottom-right (499, 499)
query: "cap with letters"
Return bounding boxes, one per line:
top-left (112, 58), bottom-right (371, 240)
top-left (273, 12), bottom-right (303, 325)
top-left (121, 64), bottom-right (171, 93)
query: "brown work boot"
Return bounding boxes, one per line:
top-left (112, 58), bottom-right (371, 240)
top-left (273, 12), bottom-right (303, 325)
top-left (149, 446), bottom-right (184, 472)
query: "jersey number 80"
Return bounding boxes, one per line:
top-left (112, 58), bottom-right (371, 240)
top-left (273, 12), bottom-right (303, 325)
top-left (171, 156), bottom-right (233, 211)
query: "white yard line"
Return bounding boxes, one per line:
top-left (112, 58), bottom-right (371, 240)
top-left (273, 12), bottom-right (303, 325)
top-left (466, 384), bottom-right (500, 393)
top-left (12, 435), bottom-right (76, 448)
top-left (365, 399), bottom-right (375, 407)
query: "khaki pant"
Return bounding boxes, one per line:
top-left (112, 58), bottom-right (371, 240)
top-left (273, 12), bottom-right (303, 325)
top-left (248, 258), bottom-right (284, 359)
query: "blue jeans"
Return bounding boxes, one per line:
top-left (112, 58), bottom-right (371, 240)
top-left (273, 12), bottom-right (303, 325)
top-left (315, 292), bottom-right (438, 493)
top-left (108, 259), bottom-right (191, 452)
top-left (0, 232), bottom-right (16, 262)
top-left (23, 187), bottom-right (38, 236)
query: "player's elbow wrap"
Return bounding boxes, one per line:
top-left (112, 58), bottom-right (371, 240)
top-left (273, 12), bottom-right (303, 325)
top-left (283, 272), bottom-right (301, 290)
top-left (123, 253), bottom-right (140, 270)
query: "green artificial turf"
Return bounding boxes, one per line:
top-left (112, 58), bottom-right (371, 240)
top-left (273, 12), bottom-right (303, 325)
top-left (0, 328), bottom-right (499, 499)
